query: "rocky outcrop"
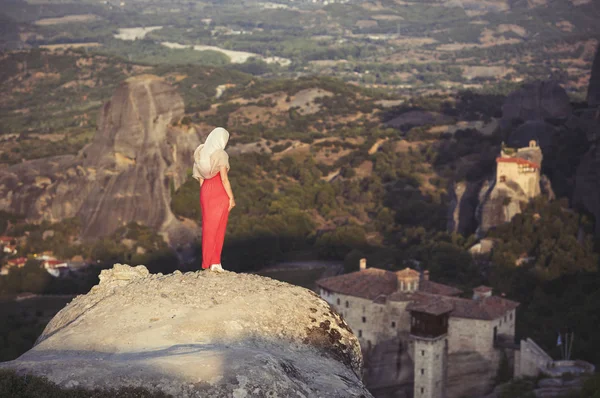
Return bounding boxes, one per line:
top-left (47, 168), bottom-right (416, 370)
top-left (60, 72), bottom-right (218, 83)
top-left (574, 44), bottom-right (600, 234)
top-left (362, 334), bottom-right (413, 398)
top-left (507, 120), bottom-right (557, 152)
top-left (476, 179), bottom-right (527, 235)
top-left (0, 75), bottom-right (202, 244)
top-left (446, 351), bottom-right (496, 398)
top-left (447, 180), bottom-right (484, 235)
top-left (500, 81), bottom-right (572, 132)
top-left (587, 43), bottom-right (600, 107)
top-left (0, 264), bottom-right (371, 398)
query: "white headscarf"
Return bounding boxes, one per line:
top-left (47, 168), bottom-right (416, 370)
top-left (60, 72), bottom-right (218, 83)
top-left (193, 127), bottom-right (230, 180)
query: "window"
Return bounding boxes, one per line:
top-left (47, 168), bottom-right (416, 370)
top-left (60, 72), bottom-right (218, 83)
top-left (510, 312), bottom-right (513, 321)
top-left (337, 298), bottom-right (340, 305)
top-left (362, 316), bottom-right (366, 323)
top-left (421, 350), bottom-right (425, 356)
top-left (500, 175), bottom-right (506, 182)
top-left (345, 301), bottom-right (349, 308)
top-left (358, 330), bottom-right (362, 338)
top-left (421, 369), bottom-right (424, 375)
top-left (504, 315), bottom-right (507, 322)
top-left (391, 321), bottom-right (396, 328)
top-left (421, 387), bottom-right (424, 394)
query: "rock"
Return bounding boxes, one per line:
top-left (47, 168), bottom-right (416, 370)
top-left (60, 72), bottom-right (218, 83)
top-left (574, 145), bottom-right (600, 234)
top-left (500, 81), bottom-right (572, 131)
top-left (447, 180), bottom-right (484, 235)
top-left (0, 75), bottom-right (203, 245)
top-left (446, 351), bottom-right (496, 398)
top-left (507, 120), bottom-right (557, 152)
top-left (587, 43), bottom-right (600, 107)
top-left (0, 264), bottom-right (371, 398)
top-left (574, 44), bottom-right (600, 234)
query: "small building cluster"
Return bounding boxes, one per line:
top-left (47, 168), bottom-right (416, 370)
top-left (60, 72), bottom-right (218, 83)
top-left (317, 260), bottom-right (519, 398)
top-left (0, 237), bottom-right (88, 277)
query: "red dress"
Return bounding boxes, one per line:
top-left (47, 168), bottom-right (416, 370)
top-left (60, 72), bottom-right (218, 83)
top-left (200, 172), bottom-right (230, 269)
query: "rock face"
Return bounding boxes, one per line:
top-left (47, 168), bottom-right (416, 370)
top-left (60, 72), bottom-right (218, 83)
top-left (507, 120), bottom-right (557, 152)
top-left (447, 180), bottom-right (484, 235)
top-left (587, 43), bottom-right (600, 107)
top-left (500, 80), bottom-right (572, 131)
top-left (0, 75), bottom-right (202, 244)
top-left (574, 44), bottom-right (600, 234)
top-left (446, 351), bottom-right (496, 398)
top-left (0, 264), bottom-right (371, 398)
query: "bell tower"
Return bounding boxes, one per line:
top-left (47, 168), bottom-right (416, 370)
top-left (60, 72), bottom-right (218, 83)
top-left (408, 298), bottom-right (453, 398)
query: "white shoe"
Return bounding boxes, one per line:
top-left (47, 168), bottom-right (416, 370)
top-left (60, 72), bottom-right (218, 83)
top-left (210, 264), bottom-right (224, 273)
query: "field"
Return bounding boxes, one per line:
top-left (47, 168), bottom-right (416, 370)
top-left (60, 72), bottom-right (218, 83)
top-left (0, 0), bottom-right (598, 98)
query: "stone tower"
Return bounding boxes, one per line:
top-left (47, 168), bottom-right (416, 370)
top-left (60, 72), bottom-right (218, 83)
top-left (408, 298), bottom-right (453, 398)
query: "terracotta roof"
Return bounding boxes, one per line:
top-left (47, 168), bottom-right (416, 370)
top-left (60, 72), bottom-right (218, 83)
top-left (317, 268), bottom-right (519, 321)
top-left (317, 267), bottom-right (462, 300)
top-left (406, 292), bottom-right (519, 320)
top-left (0, 236), bottom-right (13, 243)
top-left (496, 157), bottom-right (540, 169)
top-left (445, 295), bottom-right (518, 320)
top-left (316, 268), bottom-right (398, 300)
top-left (421, 280), bottom-right (462, 296)
top-left (406, 293), bottom-right (454, 315)
top-left (7, 257), bottom-right (27, 266)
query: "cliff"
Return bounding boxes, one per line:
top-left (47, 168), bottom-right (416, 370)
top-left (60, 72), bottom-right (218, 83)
top-left (0, 75), bottom-right (202, 245)
top-left (574, 43), bottom-right (600, 234)
top-left (0, 264), bottom-right (371, 398)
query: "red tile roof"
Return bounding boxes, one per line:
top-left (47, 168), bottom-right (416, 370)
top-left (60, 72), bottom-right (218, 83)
top-left (316, 267), bottom-right (462, 300)
top-left (406, 293), bottom-right (454, 315)
top-left (421, 280), bottom-right (462, 296)
top-left (317, 268), bottom-right (519, 321)
top-left (0, 236), bottom-right (13, 243)
top-left (7, 257), bottom-right (27, 266)
top-left (496, 157), bottom-right (540, 169)
top-left (403, 291), bottom-right (519, 320)
top-left (317, 268), bottom-right (398, 300)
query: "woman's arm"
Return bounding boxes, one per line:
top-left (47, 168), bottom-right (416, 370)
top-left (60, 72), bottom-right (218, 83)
top-left (219, 167), bottom-right (236, 211)
top-left (198, 177), bottom-right (204, 187)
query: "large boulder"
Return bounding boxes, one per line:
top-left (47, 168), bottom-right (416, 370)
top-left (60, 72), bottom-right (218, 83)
top-left (500, 81), bottom-right (571, 131)
top-left (507, 120), bottom-right (557, 152)
top-left (0, 75), bottom-right (202, 244)
top-left (0, 264), bottom-right (371, 398)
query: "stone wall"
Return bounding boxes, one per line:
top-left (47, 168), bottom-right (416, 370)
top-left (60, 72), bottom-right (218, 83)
top-left (514, 338), bottom-right (553, 378)
top-left (496, 162), bottom-right (540, 199)
top-left (447, 309), bottom-right (516, 360)
top-left (413, 336), bottom-right (447, 398)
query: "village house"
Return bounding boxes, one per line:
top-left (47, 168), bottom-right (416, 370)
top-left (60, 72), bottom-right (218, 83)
top-left (0, 236), bottom-right (17, 254)
top-left (1, 257), bottom-right (28, 275)
top-left (316, 260), bottom-right (519, 398)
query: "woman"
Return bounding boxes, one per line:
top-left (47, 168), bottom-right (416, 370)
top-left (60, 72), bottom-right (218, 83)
top-left (193, 127), bottom-right (235, 272)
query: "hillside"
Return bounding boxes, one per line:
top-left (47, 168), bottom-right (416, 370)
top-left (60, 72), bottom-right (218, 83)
top-left (1, 41), bottom-right (600, 395)
top-left (1, 0), bottom-right (599, 98)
